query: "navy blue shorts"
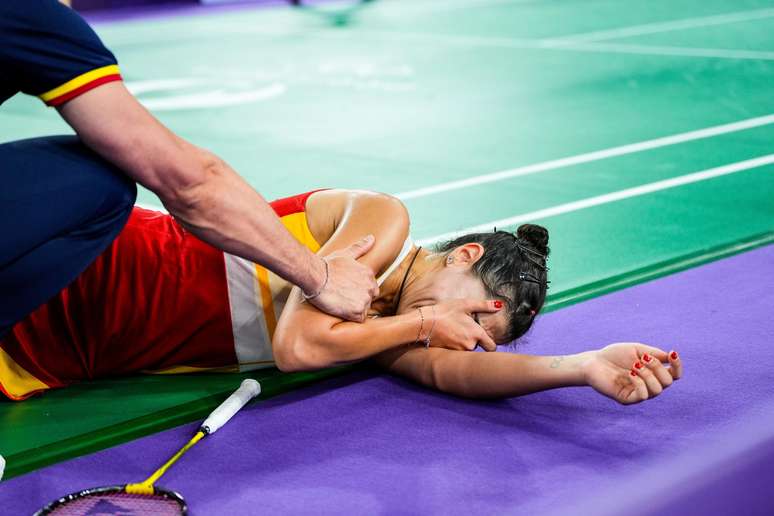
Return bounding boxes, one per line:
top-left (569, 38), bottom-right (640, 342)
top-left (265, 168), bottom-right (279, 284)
top-left (0, 136), bottom-right (136, 337)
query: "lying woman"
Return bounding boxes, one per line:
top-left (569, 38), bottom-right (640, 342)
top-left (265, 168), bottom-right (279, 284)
top-left (1, 177), bottom-right (682, 405)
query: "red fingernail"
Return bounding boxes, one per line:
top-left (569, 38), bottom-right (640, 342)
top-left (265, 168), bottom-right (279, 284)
top-left (670, 351), bottom-right (678, 360)
top-left (630, 371), bottom-right (638, 377)
top-left (634, 362), bottom-right (643, 370)
top-left (493, 300), bottom-right (503, 309)
top-left (642, 354), bottom-right (651, 363)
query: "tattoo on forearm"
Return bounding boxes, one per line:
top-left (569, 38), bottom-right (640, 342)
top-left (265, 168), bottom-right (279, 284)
top-left (550, 356), bottom-right (565, 369)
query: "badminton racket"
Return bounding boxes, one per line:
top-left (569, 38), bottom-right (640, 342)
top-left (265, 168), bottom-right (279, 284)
top-left (34, 378), bottom-right (261, 516)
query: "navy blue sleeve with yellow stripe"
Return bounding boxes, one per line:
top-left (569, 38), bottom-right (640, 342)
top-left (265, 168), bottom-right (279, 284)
top-left (0, 0), bottom-right (122, 107)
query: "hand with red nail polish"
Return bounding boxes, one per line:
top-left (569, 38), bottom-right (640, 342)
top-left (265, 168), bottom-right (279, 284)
top-left (579, 342), bottom-right (684, 405)
top-left (422, 299), bottom-right (501, 352)
top-left (668, 350), bottom-right (683, 380)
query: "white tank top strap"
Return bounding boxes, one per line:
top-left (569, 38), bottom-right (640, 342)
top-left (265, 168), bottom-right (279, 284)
top-left (376, 237), bottom-right (414, 286)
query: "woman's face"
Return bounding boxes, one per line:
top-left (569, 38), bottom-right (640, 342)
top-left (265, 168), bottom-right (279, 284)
top-left (397, 244), bottom-right (511, 344)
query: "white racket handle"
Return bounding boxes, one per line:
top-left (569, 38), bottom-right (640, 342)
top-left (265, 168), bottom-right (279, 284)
top-left (200, 379), bottom-right (261, 435)
top-left (0, 453), bottom-right (5, 481)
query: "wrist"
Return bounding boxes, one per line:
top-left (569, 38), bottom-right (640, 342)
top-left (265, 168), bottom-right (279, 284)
top-left (415, 306), bottom-right (436, 347)
top-left (545, 352), bottom-right (594, 387)
top-left (302, 254), bottom-right (328, 299)
top-left (574, 351), bottom-right (599, 386)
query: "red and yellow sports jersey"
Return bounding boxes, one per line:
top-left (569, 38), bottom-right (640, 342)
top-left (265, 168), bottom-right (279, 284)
top-left (0, 191), bottom-right (322, 400)
top-left (0, 0), bottom-right (122, 107)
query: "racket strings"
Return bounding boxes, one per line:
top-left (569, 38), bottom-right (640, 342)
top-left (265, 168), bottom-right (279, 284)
top-left (42, 490), bottom-right (184, 515)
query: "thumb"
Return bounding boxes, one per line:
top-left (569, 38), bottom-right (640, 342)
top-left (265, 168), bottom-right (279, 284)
top-left (345, 234), bottom-right (375, 259)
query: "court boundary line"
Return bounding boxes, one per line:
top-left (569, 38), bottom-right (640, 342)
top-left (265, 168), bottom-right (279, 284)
top-left (544, 231), bottom-right (774, 312)
top-left (542, 7), bottom-right (774, 46)
top-left (416, 154), bottom-right (774, 246)
top-left (295, 28), bottom-right (774, 62)
top-left (395, 113), bottom-right (774, 200)
top-left (556, 41), bottom-right (774, 61)
top-left (97, 0), bottom-right (774, 62)
top-left (2, 366), bottom-right (354, 480)
top-left (101, 18), bottom-right (774, 62)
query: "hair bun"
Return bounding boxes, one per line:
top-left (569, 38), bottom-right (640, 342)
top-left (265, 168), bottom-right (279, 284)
top-left (516, 224), bottom-right (549, 256)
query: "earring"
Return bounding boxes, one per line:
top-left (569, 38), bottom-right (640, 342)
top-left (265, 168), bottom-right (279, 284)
top-left (446, 256), bottom-right (454, 265)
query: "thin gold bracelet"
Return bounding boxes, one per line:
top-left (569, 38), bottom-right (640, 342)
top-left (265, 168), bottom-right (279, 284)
top-left (424, 305), bottom-right (436, 348)
top-left (414, 307), bottom-right (425, 345)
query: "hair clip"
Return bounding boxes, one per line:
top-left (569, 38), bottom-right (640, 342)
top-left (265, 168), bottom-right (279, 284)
top-left (515, 241), bottom-right (547, 260)
top-left (518, 271), bottom-right (551, 287)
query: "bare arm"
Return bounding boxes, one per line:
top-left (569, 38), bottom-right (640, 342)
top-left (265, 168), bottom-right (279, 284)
top-left (272, 190), bottom-right (499, 371)
top-left (58, 82), bottom-right (377, 321)
top-left (374, 342), bottom-right (684, 405)
top-left (376, 346), bottom-right (588, 398)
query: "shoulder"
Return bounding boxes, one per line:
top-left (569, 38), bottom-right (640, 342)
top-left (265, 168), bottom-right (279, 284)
top-left (306, 189), bottom-right (409, 244)
top-left (308, 189), bottom-right (409, 226)
top-left (0, 0), bottom-right (119, 102)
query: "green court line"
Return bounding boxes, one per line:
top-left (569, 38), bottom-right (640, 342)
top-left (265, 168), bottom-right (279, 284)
top-left (544, 231), bottom-right (774, 312)
top-left (2, 366), bottom-right (352, 480)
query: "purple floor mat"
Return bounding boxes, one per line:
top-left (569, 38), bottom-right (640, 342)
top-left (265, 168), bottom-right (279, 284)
top-left (2, 245), bottom-right (773, 515)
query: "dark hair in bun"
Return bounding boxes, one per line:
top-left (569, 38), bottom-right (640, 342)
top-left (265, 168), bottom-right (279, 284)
top-left (436, 224), bottom-right (550, 342)
top-left (516, 224), bottom-right (549, 256)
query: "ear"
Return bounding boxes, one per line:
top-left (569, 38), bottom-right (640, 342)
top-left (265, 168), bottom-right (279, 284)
top-left (447, 243), bottom-right (485, 269)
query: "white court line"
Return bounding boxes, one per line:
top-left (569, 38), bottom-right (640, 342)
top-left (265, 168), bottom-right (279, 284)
top-left (100, 14), bottom-right (774, 62)
top-left (416, 154), bottom-right (774, 247)
top-left (275, 27), bottom-right (774, 62)
top-left (543, 7), bottom-right (774, 46)
top-left (395, 113), bottom-right (774, 200)
top-left (559, 41), bottom-right (774, 61)
top-left (402, 0), bottom-right (543, 15)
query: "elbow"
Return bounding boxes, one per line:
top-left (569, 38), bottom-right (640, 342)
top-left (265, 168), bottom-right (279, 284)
top-left (155, 148), bottom-right (220, 215)
top-left (272, 337), bottom-right (306, 373)
top-left (272, 332), bottom-right (334, 373)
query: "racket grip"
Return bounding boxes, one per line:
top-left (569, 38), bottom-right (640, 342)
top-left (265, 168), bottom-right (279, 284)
top-left (201, 379), bottom-right (261, 435)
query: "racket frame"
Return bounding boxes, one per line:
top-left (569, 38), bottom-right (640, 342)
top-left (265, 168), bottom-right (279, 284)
top-left (33, 484), bottom-right (187, 515)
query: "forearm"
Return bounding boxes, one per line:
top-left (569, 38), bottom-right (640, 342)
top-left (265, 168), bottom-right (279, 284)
top-left (162, 151), bottom-right (325, 293)
top-left (275, 306), bottom-right (427, 370)
top-left (58, 83), bottom-right (325, 293)
top-left (387, 349), bottom-right (593, 399)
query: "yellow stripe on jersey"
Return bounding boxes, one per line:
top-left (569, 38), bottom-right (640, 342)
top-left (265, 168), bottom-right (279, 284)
top-left (39, 64), bottom-right (121, 103)
top-left (254, 211), bottom-right (321, 340)
top-left (256, 266), bottom-right (278, 338)
top-left (281, 212), bottom-right (321, 253)
top-left (0, 347), bottom-right (49, 400)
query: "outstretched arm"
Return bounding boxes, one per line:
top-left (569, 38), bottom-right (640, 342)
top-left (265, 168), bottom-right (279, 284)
top-left (374, 343), bottom-right (683, 404)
